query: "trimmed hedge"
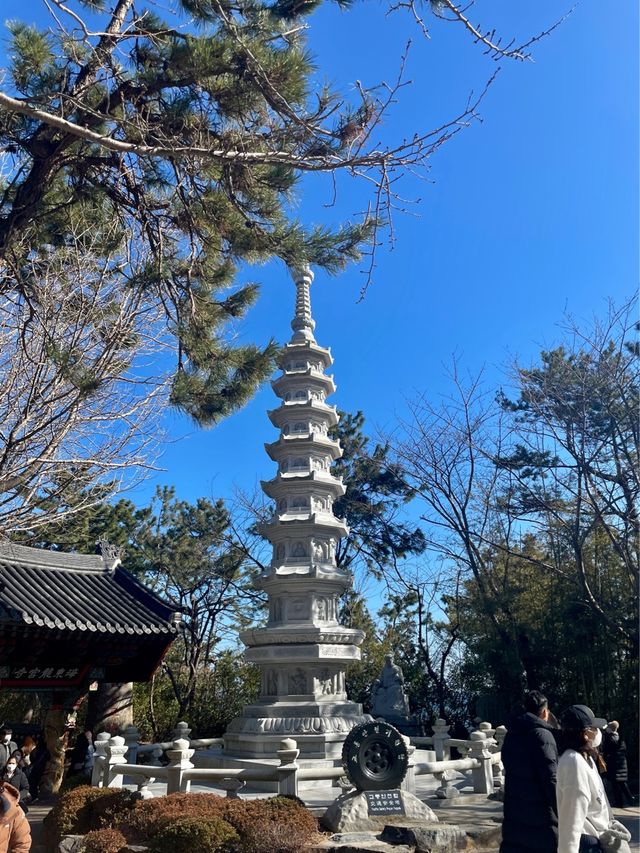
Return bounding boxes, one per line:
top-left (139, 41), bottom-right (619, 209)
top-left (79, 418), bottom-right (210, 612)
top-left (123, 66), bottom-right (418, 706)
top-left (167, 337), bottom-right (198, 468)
top-left (149, 816), bottom-right (239, 853)
top-left (43, 786), bottom-right (137, 847)
top-left (47, 788), bottom-right (319, 853)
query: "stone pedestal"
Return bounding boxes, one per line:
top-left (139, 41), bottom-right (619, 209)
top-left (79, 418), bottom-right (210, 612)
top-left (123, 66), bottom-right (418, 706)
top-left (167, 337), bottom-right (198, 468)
top-left (224, 266), bottom-right (369, 759)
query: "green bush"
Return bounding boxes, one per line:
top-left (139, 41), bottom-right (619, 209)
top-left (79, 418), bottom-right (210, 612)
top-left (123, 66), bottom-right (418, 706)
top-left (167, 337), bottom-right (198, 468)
top-left (43, 786), bottom-right (136, 847)
top-left (84, 827), bottom-right (128, 853)
top-left (150, 816), bottom-right (239, 853)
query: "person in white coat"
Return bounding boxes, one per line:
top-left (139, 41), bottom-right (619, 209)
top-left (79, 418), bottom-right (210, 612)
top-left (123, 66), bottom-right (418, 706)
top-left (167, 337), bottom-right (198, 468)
top-left (557, 704), bottom-right (611, 853)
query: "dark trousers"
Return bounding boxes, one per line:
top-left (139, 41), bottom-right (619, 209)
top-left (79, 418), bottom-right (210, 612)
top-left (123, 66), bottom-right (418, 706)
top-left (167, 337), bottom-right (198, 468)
top-left (579, 835), bottom-right (603, 853)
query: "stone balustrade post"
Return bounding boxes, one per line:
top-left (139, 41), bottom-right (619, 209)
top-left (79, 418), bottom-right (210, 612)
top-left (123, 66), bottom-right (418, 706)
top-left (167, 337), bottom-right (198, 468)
top-left (91, 732), bottom-right (111, 787)
top-left (434, 769), bottom-right (459, 799)
top-left (106, 736), bottom-right (129, 788)
top-left (432, 718), bottom-right (450, 761)
top-left (172, 721), bottom-right (192, 742)
top-left (492, 725), bottom-right (507, 790)
top-left (219, 778), bottom-right (246, 799)
top-left (469, 731), bottom-right (493, 794)
top-left (276, 738), bottom-right (300, 798)
top-left (400, 739), bottom-right (415, 794)
top-left (479, 721), bottom-right (495, 739)
top-left (165, 738), bottom-right (195, 795)
top-left (122, 724), bottom-right (141, 766)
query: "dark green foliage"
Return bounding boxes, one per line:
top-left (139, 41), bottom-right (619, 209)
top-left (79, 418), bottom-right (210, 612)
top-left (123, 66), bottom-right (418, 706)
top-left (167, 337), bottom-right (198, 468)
top-left (0, 0), bottom-right (378, 429)
top-left (150, 816), bottom-right (239, 853)
top-left (332, 410), bottom-right (426, 576)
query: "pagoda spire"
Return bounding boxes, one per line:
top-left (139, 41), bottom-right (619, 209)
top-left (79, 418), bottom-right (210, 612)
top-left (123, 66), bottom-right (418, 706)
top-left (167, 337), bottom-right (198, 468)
top-left (289, 264), bottom-right (316, 343)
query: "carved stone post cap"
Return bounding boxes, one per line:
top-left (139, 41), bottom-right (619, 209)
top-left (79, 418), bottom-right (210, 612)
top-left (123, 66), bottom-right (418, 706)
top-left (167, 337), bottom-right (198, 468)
top-left (279, 738), bottom-right (297, 750)
top-left (123, 725), bottom-right (140, 740)
top-left (96, 732), bottom-right (111, 742)
top-left (109, 736), bottom-right (126, 747)
top-left (478, 722), bottom-right (492, 732)
top-left (494, 725), bottom-right (507, 734)
top-left (172, 738), bottom-right (190, 750)
top-left (470, 731), bottom-right (486, 741)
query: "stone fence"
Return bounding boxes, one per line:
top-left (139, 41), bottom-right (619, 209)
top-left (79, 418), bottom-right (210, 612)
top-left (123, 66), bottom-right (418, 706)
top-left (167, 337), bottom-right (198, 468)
top-left (89, 718), bottom-right (505, 801)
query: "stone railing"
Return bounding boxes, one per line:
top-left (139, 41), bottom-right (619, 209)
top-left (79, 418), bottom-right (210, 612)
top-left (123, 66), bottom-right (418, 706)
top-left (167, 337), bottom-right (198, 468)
top-left (90, 717), bottom-right (506, 801)
top-left (410, 718), bottom-right (506, 799)
top-left (92, 734), bottom-right (301, 798)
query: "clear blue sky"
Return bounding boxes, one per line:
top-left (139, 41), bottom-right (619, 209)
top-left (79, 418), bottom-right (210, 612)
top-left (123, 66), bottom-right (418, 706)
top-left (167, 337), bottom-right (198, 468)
top-left (2, 0), bottom-right (637, 508)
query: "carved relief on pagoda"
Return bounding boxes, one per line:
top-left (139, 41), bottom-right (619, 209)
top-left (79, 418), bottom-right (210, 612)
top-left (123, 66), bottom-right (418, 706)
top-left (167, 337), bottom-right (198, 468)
top-left (288, 668), bottom-right (307, 694)
top-left (289, 597), bottom-right (309, 619)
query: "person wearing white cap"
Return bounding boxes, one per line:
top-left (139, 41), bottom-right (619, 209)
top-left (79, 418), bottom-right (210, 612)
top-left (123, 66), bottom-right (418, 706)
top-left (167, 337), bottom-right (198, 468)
top-left (557, 705), bottom-right (630, 853)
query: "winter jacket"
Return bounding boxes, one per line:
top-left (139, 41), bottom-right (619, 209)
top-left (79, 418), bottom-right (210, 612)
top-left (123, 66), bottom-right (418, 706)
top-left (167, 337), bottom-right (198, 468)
top-left (0, 772), bottom-right (29, 810)
top-left (557, 749), bottom-right (611, 853)
top-left (0, 783), bottom-right (31, 852)
top-left (602, 732), bottom-right (628, 782)
top-left (499, 711), bottom-right (558, 853)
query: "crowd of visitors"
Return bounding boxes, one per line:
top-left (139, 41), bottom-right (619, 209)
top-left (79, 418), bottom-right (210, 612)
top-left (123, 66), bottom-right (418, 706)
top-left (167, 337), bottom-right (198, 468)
top-left (500, 693), bottom-right (634, 853)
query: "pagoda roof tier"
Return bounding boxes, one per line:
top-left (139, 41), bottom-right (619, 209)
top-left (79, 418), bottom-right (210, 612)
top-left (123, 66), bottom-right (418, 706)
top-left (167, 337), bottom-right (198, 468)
top-left (264, 434), bottom-right (341, 462)
top-left (254, 564), bottom-right (351, 587)
top-left (267, 400), bottom-right (339, 429)
top-left (271, 370), bottom-right (336, 398)
top-left (244, 643), bottom-right (361, 666)
top-left (261, 473), bottom-right (346, 499)
top-left (258, 516), bottom-right (349, 541)
top-left (279, 340), bottom-right (333, 370)
top-left (240, 625), bottom-right (365, 648)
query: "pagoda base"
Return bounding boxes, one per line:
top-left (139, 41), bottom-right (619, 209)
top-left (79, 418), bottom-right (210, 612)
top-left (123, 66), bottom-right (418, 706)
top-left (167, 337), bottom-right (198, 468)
top-left (223, 699), bottom-right (371, 759)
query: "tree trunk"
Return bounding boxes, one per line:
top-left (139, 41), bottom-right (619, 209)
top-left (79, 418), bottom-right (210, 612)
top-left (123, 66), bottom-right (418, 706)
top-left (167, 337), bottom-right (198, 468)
top-left (87, 682), bottom-right (134, 734)
top-left (38, 709), bottom-right (71, 795)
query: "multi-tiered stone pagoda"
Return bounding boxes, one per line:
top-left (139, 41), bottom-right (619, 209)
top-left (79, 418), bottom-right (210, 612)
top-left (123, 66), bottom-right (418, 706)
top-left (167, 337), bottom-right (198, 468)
top-left (224, 265), bottom-right (369, 760)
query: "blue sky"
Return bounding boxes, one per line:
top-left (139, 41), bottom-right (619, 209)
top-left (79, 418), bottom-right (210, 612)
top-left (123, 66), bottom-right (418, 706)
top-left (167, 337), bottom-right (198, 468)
top-left (2, 0), bottom-right (637, 509)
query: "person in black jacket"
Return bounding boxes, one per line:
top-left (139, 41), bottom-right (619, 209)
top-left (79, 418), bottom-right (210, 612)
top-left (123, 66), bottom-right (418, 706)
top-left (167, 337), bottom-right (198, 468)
top-left (500, 690), bottom-right (559, 853)
top-left (602, 721), bottom-right (632, 808)
top-left (0, 759), bottom-right (30, 813)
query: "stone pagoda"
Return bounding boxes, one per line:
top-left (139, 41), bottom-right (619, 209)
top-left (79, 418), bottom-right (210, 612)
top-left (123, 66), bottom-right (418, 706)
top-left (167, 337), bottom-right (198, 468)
top-left (224, 265), bottom-right (369, 760)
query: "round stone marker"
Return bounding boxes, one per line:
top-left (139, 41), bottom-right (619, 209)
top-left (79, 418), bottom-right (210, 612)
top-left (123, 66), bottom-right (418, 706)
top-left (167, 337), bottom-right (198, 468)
top-left (342, 721), bottom-right (408, 791)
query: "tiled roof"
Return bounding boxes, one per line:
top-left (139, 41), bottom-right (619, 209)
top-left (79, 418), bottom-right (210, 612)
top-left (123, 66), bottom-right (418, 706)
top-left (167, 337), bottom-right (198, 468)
top-left (0, 543), bottom-right (179, 636)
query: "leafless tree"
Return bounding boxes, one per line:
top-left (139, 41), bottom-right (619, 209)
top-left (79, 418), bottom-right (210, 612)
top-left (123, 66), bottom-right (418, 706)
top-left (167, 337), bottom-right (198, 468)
top-left (0, 225), bottom-right (170, 535)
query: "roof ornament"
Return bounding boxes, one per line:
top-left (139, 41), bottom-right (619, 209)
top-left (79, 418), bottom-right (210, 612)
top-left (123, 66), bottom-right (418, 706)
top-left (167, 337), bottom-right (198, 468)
top-left (288, 263), bottom-right (315, 343)
top-left (98, 539), bottom-right (122, 571)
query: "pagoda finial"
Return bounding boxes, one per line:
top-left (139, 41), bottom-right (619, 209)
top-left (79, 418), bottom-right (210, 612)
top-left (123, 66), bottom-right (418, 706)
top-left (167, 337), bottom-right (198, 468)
top-left (288, 263), bottom-right (315, 343)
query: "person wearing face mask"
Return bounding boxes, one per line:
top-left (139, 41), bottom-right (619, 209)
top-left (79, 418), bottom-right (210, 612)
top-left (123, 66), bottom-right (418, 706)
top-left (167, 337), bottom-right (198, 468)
top-left (557, 704), bottom-right (630, 853)
top-left (0, 732), bottom-right (17, 771)
top-left (0, 761), bottom-right (29, 815)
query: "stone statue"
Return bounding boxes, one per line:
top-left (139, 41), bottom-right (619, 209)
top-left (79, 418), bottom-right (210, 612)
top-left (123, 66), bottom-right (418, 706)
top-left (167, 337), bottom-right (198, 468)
top-left (371, 654), bottom-right (410, 719)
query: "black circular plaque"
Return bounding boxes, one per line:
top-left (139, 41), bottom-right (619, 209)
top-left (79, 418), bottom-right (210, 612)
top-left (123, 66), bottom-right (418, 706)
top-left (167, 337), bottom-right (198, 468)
top-left (342, 721), bottom-right (408, 791)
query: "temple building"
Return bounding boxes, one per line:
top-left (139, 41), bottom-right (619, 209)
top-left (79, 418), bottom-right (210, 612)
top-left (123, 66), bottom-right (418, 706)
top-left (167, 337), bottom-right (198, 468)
top-left (224, 265), bottom-right (370, 760)
top-left (0, 541), bottom-right (180, 693)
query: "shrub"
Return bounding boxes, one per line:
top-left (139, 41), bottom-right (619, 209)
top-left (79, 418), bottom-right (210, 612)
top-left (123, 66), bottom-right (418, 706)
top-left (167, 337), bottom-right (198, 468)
top-left (118, 792), bottom-right (227, 843)
top-left (43, 786), bottom-right (136, 847)
top-left (149, 816), bottom-right (239, 853)
top-left (84, 827), bottom-right (128, 853)
top-left (222, 796), bottom-right (318, 853)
